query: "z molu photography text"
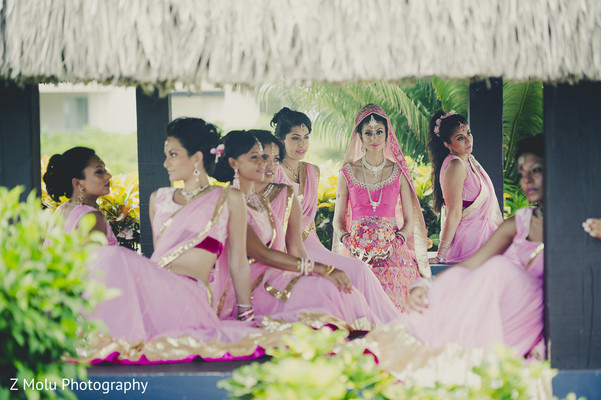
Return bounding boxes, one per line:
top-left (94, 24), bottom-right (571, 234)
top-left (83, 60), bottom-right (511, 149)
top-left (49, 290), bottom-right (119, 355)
top-left (10, 377), bottom-right (148, 395)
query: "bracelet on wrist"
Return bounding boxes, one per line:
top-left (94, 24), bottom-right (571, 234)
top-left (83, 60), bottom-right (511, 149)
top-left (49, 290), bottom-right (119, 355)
top-left (322, 265), bottom-right (335, 276)
top-left (340, 232), bottom-right (350, 244)
top-left (395, 230), bottom-right (407, 243)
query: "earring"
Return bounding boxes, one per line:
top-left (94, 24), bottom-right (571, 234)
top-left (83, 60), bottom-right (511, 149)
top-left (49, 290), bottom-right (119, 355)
top-left (232, 168), bottom-right (240, 189)
top-left (193, 164), bottom-right (200, 183)
top-left (77, 187), bottom-right (85, 205)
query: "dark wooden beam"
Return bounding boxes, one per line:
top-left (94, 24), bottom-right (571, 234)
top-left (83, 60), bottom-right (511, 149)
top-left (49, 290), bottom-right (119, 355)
top-left (544, 81), bottom-right (601, 369)
top-left (468, 78), bottom-right (504, 210)
top-left (0, 82), bottom-right (40, 199)
top-left (136, 87), bottom-right (170, 257)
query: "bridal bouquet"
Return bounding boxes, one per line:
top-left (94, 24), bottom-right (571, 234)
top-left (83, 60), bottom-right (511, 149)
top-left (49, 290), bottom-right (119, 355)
top-left (348, 216), bottom-right (395, 263)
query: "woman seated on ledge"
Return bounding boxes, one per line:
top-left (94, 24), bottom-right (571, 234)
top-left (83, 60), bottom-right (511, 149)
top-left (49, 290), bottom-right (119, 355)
top-left (404, 133), bottom-right (546, 358)
top-left (42, 119), bottom-right (274, 364)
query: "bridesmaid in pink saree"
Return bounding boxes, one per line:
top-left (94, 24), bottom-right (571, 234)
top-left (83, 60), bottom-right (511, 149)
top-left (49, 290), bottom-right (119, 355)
top-left (255, 128), bottom-right (400, 323)
top-left (212, 130), bottom-right (381, 331)
top-left (404, 134), bottom-right (545, 357)
top-left (332, 104), bottom-right (430, 312)
top-left (427, 110), bottom-right (503, 264)
top-left (43, 120), bottom-right (271, 364)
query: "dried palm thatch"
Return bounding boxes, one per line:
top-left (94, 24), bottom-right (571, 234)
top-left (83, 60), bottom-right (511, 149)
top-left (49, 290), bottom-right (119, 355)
top-left (1, 0), bottom-right (600, 89)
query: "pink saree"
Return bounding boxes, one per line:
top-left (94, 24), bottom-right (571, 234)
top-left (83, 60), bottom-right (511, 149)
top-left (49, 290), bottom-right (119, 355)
top-left (64, 187), bottom-right (271, 364)
top-left (274, 165), bottom-right (401, 322)
top-left (399, 207), bottom-right (544, 356)
top-left (440, 154), bottom-right (503, 263)
top-left (217, 188), bottom-right (381, 331)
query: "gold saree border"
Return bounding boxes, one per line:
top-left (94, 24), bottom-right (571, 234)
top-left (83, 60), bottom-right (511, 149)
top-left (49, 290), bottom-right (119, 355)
top-left (158, 185), bottom-right (220, 237)
top-left (298, 161), bottom-right (307, 202)
top-left (264, 276), bottom-right (302, 302)
top-left (261, 313), bottom-right (373, 332)
top-left (157, 186), bottom-right (230, 268)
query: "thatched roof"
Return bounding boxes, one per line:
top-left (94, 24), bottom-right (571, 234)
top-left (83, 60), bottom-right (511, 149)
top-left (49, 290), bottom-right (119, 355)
top-left (1, 0), bottom-right (600, 88)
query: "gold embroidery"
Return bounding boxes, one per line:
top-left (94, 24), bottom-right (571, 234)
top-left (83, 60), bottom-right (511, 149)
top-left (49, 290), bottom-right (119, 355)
top-left (157, 186), bottom-right (231, 268)
top-left (263, 197), bottom-right (277, 249)
top-left (263, 276), bottom-right (302, 301)
top-left (298, 161), bottom-right (307, 203)
top-left (302, 221), bottom-right (316, 241)
top-left (260, 313), bottom-right (373, 332)
top-left (262, 183), bottom-right (285, 203)
top-left (282, 186), bottom-right (294, 238)
top-left (158, 186), bottom-right (220, 237)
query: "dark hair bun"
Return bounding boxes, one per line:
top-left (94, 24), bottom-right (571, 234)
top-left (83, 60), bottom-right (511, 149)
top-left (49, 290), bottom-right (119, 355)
top-left (269, 107), bottom-right (312, 140)
top-left (43, 154), bottom-right (72, 201)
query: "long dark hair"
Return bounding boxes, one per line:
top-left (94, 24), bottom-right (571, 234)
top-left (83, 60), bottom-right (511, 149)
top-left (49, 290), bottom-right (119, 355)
top-left (166, 117), bottom-right (222, 177)
top-left (43, 147), bottom-right (96, 201)
top-left (427, 110), bottom-right (468, 212)
top-left (212, 131), bottom-right (260, 183)
top-left (252, 130), bottom-right (286, 161)
top-left (270, 107), bottom-right (312, 141)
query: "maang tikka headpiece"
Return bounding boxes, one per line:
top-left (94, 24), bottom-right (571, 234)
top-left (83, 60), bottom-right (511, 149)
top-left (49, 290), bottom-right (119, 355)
top-left (367, 114), bottom-right (378, 129)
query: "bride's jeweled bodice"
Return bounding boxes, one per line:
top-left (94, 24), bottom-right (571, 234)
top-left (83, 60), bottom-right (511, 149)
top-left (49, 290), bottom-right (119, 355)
top-left (342, 163), bottom-right (401, 220)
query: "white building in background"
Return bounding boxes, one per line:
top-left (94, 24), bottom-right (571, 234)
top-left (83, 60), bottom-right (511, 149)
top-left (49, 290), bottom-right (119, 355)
top-left (39, 83), bottom-right (264, 135)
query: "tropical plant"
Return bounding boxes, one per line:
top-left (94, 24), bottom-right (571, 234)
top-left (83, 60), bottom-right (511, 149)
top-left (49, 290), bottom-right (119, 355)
top-left (258, 80), bottom-right (441, 157)
top-left (0, 186), bottom-right (107, 399)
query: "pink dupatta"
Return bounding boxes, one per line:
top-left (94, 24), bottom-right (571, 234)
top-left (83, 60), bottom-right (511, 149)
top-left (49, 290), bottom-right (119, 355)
top-left (335, 104), bottom-right (430, 277)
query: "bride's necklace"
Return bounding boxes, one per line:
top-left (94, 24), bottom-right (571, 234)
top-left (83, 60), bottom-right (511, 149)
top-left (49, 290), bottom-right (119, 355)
top-left (282, 160), bottom-right (300, 182)
top-left (534, 207), bottom-right (543, 220)
top-left (181, 183), bottom-right (210, 203)
top-left (245, 192), bottom-right (266, 212)
top-left (361, 160), bottom-right (385, 212)
top-left (362, 157), bottom-right (386, 177)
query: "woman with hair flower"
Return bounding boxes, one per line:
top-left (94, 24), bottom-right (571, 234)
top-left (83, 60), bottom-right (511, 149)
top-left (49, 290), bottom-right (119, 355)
top-left (332, 104), bottom-right (430, 312)
top-left (427, 110), bottom-right (503, 264)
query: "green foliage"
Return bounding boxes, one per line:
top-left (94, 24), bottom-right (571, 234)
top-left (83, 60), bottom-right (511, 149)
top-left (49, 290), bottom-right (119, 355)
top-left (219, 324), bottom-right (581, 400)
top-left (0, 186), bottom-right (107, 399)
top-left (259, 80), bottom-right (441, 158)
top-left (430, 77), bottom-right (469, 117)
top-left (502, 82), bottom-right (543, 179)
top-left (219, 324), bottom-right (403, 400)
top-left (41, 130), bottom-right (138, 175)
top-left (503, 177), bottom-right (531, 218)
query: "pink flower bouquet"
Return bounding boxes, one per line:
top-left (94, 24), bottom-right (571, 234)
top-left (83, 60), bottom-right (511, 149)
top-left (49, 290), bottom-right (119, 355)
top-left (348, 217), bottom-right (395, 262)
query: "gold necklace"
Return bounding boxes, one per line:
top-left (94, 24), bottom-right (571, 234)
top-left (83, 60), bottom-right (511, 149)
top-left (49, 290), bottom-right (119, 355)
top-left (282, 160), bottom-right (300, 181)
top-left (361, 160), bottom-right (385, 212)
top-left (245, 192), bottom-right (266, 212)
top-left (181, 183), bottom-right (210, 203)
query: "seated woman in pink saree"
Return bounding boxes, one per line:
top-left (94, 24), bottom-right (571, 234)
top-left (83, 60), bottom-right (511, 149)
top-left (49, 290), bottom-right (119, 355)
top-left (333, 104), bottom-right (430, 312)
top-left (427, 110), bottom-right (503, 264)
top-left (360, 135), bottom-right (546, 382)
top-left (255, 128), bottom-right (400, 323)
top-left (212, 130), bottom-right (381, 331)
top-left (269, 108), bottom-right (400, 322)
top-left (43, 120), bottom-right (271, 364)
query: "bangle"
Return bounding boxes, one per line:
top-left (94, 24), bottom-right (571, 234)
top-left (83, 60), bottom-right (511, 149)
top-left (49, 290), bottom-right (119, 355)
top-left (439, 239), bottom-right (452, 248)
top-left (340, 232), bottom-right (350, 244)
top-left (435, 255), bottom-right (446, 263)
top-left (409, 277), bottom-right (432, 292)
top-left (237, 304), bottom-right (255, 321)
top-left (395, 230), bottom-right (407, 243)
top-left (323, 265), bottom-right (335, 276)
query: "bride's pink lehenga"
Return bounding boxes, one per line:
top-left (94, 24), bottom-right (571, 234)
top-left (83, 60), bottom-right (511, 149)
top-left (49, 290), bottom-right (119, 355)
top-left (58, 186), bottom-right (275, 364)
top-left (274, 165), bottom-right (400, 322)
top-left (334, 104), bottom-right (431, 312)
top-left (213, 186), bottom-right (382, 331)
top-left (440, 154), bottom-right (503, 263)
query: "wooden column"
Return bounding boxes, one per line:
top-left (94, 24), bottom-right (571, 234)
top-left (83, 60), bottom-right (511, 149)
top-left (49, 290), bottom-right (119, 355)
top-left (544, 81), bottom-right (601, 370)
top-left (0, 82), bottom-right (40, 199)
top-left (136, 87), bottom-right (170, 257)
top-left (468, 78), bottom-right (504, 210)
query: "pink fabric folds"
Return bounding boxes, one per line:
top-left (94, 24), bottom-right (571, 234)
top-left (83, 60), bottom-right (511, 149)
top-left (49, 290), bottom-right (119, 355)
top-left (240, 186), bottom-right (382, 330)
top-left (440, 154), bottom-right (503, 263)
top-left (400, 207), bottom-right (543, 356)
top-left (56, 203), bottom-right (118, 245)
top-left (61, 185), bottom-right (266, 364)
top-left (272, 171), bottom-right (401, 323)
